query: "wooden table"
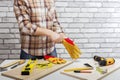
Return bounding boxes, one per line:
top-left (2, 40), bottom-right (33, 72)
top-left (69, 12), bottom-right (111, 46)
top-left (0, 59), bottom-right (120, 80)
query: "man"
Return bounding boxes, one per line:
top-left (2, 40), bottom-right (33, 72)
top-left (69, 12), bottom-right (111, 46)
top-left (14, 0), bottom-right (65, 59)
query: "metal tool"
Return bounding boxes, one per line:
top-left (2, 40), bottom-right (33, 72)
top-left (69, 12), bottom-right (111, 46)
top-left (11, 60), bottom-right (25, 69)
top-left (96, 67), bottom-right (107, 74)
top-left (64, 67), bottom-right (93, 72)
top-left (94, 55), bottom-right (115, 66)
top-left (84, 63), bottom-right (93, 69)
top-left (0, 60), bottom-right (22, 72)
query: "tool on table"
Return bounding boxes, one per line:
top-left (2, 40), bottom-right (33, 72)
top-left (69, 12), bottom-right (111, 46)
top-left (21, 58), bottom-right (37, 75)
top-left (84, 63), bottom-right (93, 69)
top-left (96, 67), bottom-right (107, 74)
top-left (0, 60), bottom-right (22, 72)
top-left (94, 55), bottom-right (115, 66)
top-left (62, 38), bottom-right (82, 59)
top-left (74, 70), bottom-right (92, 73)
top-left (11, 60), bottom-right (25, 69)
top-left (64, 67), bottom-right (93, 72)
top-left (36, 61), bottom-right (53, 69)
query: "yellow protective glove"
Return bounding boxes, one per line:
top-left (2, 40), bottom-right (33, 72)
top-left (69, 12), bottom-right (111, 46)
top-left (62, 38), bottom-right (82, 59)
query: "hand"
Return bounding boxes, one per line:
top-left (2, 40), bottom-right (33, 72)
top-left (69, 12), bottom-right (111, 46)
top-left (49, 32), bottom-right (61, 43)
top-left (50, 32), bottom-right (66, 43)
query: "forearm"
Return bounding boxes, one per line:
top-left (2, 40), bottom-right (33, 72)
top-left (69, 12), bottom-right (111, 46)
top-left (34, 27), bottom-right (66, 43)
top-left (34, 27), bottom-right (55, 37)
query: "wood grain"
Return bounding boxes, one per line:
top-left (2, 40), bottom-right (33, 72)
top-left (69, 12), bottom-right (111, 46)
top-left (1, 60), bottom-right (73, 80)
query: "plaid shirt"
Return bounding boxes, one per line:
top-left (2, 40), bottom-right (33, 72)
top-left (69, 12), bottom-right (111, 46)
top-left (14, 0), bottom-right (63, 56)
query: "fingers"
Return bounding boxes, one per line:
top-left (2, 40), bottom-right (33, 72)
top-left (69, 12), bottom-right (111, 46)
top-left (50, 32), bottom-right (66, 43)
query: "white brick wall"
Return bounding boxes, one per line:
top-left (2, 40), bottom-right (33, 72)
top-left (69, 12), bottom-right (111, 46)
top-left (1, 0), bottom-right (120, 59)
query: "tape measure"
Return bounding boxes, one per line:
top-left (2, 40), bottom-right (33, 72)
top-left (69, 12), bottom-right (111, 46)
top-left (21, 59), bottom-right (37, 75)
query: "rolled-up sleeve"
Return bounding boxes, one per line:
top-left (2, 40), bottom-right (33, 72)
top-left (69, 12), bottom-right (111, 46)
top-left (53, 9), bottom-right (64, 33)
top-left (14, 0), bottom-right (37, 35)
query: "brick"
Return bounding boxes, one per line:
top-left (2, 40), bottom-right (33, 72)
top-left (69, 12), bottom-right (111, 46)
top-left (0, 55), bottom-right (8, 59)
top-left (0, 34), bottom-right (15, 38)
top-left (97, 28), bottom-right (114, 32)
top-left (115, 8), bottom-right (120, 12)
top-left (75, 0), bottom-right (90, 1)
top-left (85, 23), bottom-right (101, 28)
top-left (90, 18), bottom-right (107, 23)
top-left (0, 40), bottom-right (3, 43)
top-left (3, 44), bottom-right (15, 49)
top-left (9, 54), bottom-right (20, 59)
top-left (74, 39), bottom-right (88, 43)
top-left (101, 33), bottom-right (117, 38)
top-left (81, 49), bottom-right (96, 53)
top-left (109, 53), bottom-right (120, 58)
top-left (55, 44), bottom-right (64, 48)
top-left (56, 8), bottom-right (65, 12)
top-left (107, 18), bottom-right (120, 22)
top-left (0, 18), bottom-right (1, 22)
top-left (79, 13), bottom-right (93, 17)
top-left (7, 12), bottom-right (15, 17)
top-left (106, 39), bottom-right (120, 42)
top-left (0, 23), bottom-right (14, 28)
top-left (9, 7), bottom-right (14, 12)
top-left (115, 29), bottom-right (120, 32)
top-left (81, 29), bottom-right (97, 33)
top-left (0, 7), bottom-right (9, 11)
top-left (69, 23), bottom-right (84, 27)
top-left (80, 53), bottom-right (92, 58)
top-left (61, 13), bottom-right (78, 17)
top-left (14, 23), bottom-right (19, 28)
top-left (65, 8), bottom-right (80, 12)
top-left (14, 34), bottom-right (20, 38)
top-left (92, 53), bottom-right (109, 58)
top-left (84, 33), bottom-right (101, 38)
top-left (56, 49), bottom-right (64, 54)
top-left (74, 18), bottom-right (89, 22)
top-left (56, 0), bottom-right (73, 1)
top-left (81, 8), bottom-right (98, 12)
top-left (0, 50), bottom-right (10, 54)
top-left (89, 39), bottom-right (105, 43)
top-left (68, 34), bottom-right (84, 38)
top-left (98, 8), bottom-right (115, 12)
top-left (0, 1), bottom-right (13, 7)
top-left (55, 2), bottom-right (68, 7)
top-left (11, 50), bottom-right (20, 54)
top-left (0, 29), bottom-right (9, 33)
top-left (111, 13), bottom-right (120, 17)
top-left (15, 44), bottom-right (21, 49)
top-left (0, 44), bottom-right (9, 49)
top-left (94, 13), bottom-right (111, 17)
top-left (2, 18), bottom-right (17, 22)
top-left (102, 23), bottom-right (118, 27)
top-left (10, 29), bottom-right (19, 33)
top-left (4, 39), bottom-right (19, 43)
top-left (101, 43), bottom-right (117, 48)
top-left (68, 2), bottom-right (84, 7)
top-left (0, 12), bottom-right (6, 17)
top-left (59, 18), bottom-right (73, 22)
top-left (59, 53), bottom-right (71, 59)
top-left (65, 28), bottom-right (80, 33)
top-left (60, 23), bottom-right (68, 28)
top-left (96, 48), bottom-right (112, 53)
top-left (112, 48), bottom-right (120, 53)
top-left (84, 43), bottom-right (100, 48)
top-left (103, 3), bottom-right (120, 8)
top-left (85, 2), bottom-right (102, 7)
